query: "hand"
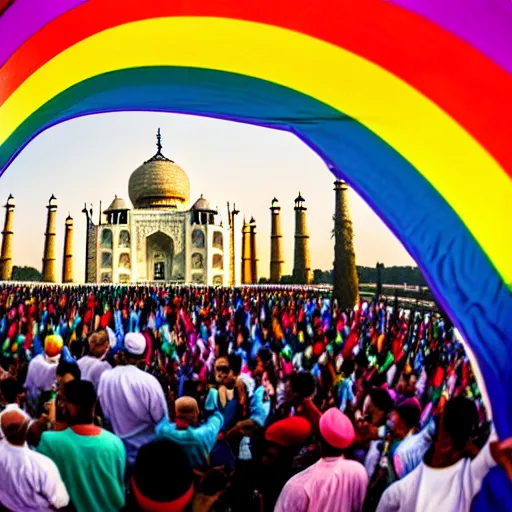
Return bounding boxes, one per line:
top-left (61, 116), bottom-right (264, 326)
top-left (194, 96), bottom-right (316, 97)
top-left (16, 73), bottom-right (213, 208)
top-left (491, 438), bottom-right (512, 481)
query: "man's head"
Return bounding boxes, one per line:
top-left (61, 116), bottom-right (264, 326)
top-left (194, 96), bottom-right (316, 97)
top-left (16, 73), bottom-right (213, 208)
top-left (340, 359), bottom-right (356, 378)
top-left (388, 402), bottom-right (421, 440)
top-left (61, 380), bottom-right (96, 426)
top-left (440, 396), bottom-right (479, 451)
top-left (44, 333), bottom-right (63, 361)
top-left (1, 410), bottom-right (30, 446)
top-left (290, 372), bottom-right (316, 400)
top-left (133, 439), bottom-right (194, 512)
top-left (214, 356), bottom-right (232, 386)
top-left (56, 361), bottom-right (81, 391)
top-left (262, 416), bottom-right (312, 468)
top-left (397, 372), bottom-right (418, 398)
top-left (0, 378), bottom-right (23, 405)
top-left (254, 348), bottom-right (272, 378)
top-left (368, 388), bottom-right (395, 427)
top-left (88, 330), bottom-right (110, 359)
top-left (227, 353), bottom-right (242, 377)
top-left (175, 396), bottom-right (200, 428)
top-left (124, 332), bottom-right (146, 363)
top-left (319, 408), bottom-right (356, 457)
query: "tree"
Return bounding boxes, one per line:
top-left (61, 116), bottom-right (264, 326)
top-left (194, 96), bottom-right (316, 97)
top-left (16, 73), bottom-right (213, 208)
top-left (313, 269), bottom-right (332, 284)
top-left (332, 182), bottom-right (359, 308)
top-left (280, 275), bottom-right (294, 285)
top-left (11, 266), bottom-right (42, 282)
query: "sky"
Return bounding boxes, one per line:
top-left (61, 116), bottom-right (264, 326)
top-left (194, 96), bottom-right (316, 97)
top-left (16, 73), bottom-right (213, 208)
top-left (0, 112), bottom-right (416, 281)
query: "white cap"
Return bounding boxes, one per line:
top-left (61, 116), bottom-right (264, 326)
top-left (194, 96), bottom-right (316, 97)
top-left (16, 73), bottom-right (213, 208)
top-left (124, 332), bottom-right (146, 355)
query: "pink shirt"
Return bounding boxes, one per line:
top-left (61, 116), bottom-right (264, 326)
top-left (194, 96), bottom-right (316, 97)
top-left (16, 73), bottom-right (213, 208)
top-left (275, 456), bottom-right (368, 512)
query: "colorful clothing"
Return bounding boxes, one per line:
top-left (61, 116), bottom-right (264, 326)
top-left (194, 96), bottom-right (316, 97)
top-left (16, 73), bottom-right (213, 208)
top-left (38, 426), bottom-right (126, 512)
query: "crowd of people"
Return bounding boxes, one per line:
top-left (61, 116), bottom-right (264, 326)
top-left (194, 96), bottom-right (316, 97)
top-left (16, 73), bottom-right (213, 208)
top-left (0, 284), bottom-right (510, 511)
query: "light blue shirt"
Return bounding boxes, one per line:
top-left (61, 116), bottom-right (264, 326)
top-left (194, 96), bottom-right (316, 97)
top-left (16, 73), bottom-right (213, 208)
top-left (155, 411), bottom-right (224, 468)
top-left (339, 375), bottom-right (356, 412)
top-left (250, 386), bottom-right (271, 427)
top-left (394, 418), bottom-right (436, 478)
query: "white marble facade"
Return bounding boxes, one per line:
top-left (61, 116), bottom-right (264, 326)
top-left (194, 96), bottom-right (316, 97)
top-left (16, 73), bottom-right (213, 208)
top-left (91, 210), bottom-right (229, 286)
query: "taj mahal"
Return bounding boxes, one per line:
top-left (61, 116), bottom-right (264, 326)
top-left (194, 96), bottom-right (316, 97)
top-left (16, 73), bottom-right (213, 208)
top-left (0, 130), bottom-right (353, 287)
top-left (83, 129), bottom-right (233, 286)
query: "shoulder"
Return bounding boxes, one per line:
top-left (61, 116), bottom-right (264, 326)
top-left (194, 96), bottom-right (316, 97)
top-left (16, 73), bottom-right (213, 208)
top-left (98, 429), bottom-right (126, 452)
top-left (341, 458), bottom-right (370, 481)
top-left (384, 463), bottom-right (422, 497)
top-left (27, 354), bottom-right (45, 368)
top-left (38, 430), bottom-right (69, 454)
top-left (284, 464), bottom-right (316, 490)
top-left (155, 418), bottom-right (177, 437)
top-left (29, 449), bottom-right (63, 475)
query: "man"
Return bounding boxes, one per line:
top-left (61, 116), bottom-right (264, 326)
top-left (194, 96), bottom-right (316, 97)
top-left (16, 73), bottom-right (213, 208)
top-left (156, 394), bottom-right (223, 468)
top-left (24, 333), bottom-right (63, 413)
top-left (258, 416), bottom-right (313, 511)
top-left (0, 409), bottom-right (69, 511)
top-left (359, 387), bottom-right (395, 477)
top-left (129, 439), bottom-right (195, 512)
top-left (77, 329), bottom-right (112, 390)
top-left (339, 359), bottom-right (357, 412)
top-left (275, 408), bottom-right (368, 512)
top-left (49, 360), bottom-right (81, 431)
top-left (376, 396), bottom-right (512, 511)
top-left (98, 332), bottom-right (168, 467)
top-left (0, 378), bottom-right (30, 441)
top-left (37, 380), bottom-right (126, 512)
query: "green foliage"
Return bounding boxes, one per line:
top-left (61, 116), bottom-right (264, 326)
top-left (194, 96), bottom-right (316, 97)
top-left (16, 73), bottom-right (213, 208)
top-left (11, 266), bottom-right (42, 282)
top-left (357, 265), bottom-right (427, 286)
top-left (312, 266), bottom-right (428, 287)
top-left (280, 275), bottom-right (294, 285)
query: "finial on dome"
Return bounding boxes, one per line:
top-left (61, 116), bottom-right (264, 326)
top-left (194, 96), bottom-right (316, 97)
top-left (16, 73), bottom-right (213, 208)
top-left (156, 128), bottom-right (162, 155)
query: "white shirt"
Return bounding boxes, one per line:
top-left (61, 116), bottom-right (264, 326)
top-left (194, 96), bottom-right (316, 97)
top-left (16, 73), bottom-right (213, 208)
top-left (376, 437), bottom-right (496, 512)
top-left (24, 354), bottom-right (58, 406)
top-left (0, 403), bottom-right (31, 441)
top-left (98, 365), bottom-right (168, 465)
top-left (77, 355), bottom-right (111, 390)
top-left (98, 365), bottom-right (168, 438)
top-left (0, 442), bottom-right (69, 511)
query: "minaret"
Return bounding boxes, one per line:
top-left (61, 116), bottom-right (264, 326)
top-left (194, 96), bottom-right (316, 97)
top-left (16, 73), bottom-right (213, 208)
top-left (249, 217), bottom-right (258, 284)
top-left (269, 198), bottom-right (283, 283)
top-left (241, 218), bottom-right (252, 284)
top-left (42, 195), bottom-right (58, 283)
top-left (227, 202), bottom-right (239, 286)
top-left (0, 194), bottom-right (15, 281)
top-left (292, 193), bottom-right (312, 284)
top-left (333, 180), bottom-right (359, 308)
top-left (62, 214), bottom-right (74, 283)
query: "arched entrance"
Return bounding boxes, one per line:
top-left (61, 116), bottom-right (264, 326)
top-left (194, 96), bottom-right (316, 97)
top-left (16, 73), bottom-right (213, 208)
top-left (146, 231), bottom-right (173, 282)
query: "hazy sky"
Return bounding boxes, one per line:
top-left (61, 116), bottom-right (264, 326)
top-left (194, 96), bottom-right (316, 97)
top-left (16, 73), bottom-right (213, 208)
top-left (0, 112), bottom-right (415, 281)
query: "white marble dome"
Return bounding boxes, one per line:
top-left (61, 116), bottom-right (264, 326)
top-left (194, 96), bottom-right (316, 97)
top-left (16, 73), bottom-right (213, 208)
top-left (128, 130), bottom-right (190, 211)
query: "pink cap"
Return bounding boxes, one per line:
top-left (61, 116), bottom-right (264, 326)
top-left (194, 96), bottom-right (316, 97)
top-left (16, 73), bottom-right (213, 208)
top-left (319, 408), bottom-right (355, 449)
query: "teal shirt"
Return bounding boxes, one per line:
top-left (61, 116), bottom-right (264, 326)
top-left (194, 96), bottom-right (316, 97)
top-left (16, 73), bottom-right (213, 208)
top-left (156, 411), bottom-right (223, 468)
top-left (38, 428), bottom-right (126, 512)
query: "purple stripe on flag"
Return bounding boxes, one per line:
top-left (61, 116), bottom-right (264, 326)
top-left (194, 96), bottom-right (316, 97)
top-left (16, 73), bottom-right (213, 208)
top-left (388, 0), bottom-right (512, 72)
top-left (0, 0), bottom-right (86, 67)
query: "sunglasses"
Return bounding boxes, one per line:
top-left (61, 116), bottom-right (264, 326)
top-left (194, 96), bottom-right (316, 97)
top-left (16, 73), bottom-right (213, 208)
top-left (215, 365), bottom-right (230, 373)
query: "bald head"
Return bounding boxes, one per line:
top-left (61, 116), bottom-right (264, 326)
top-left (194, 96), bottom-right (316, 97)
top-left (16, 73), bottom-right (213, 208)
top-left (175, 397), bottom-right (199, 427)
top-left (1, 410), bottom-right (30, 446)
